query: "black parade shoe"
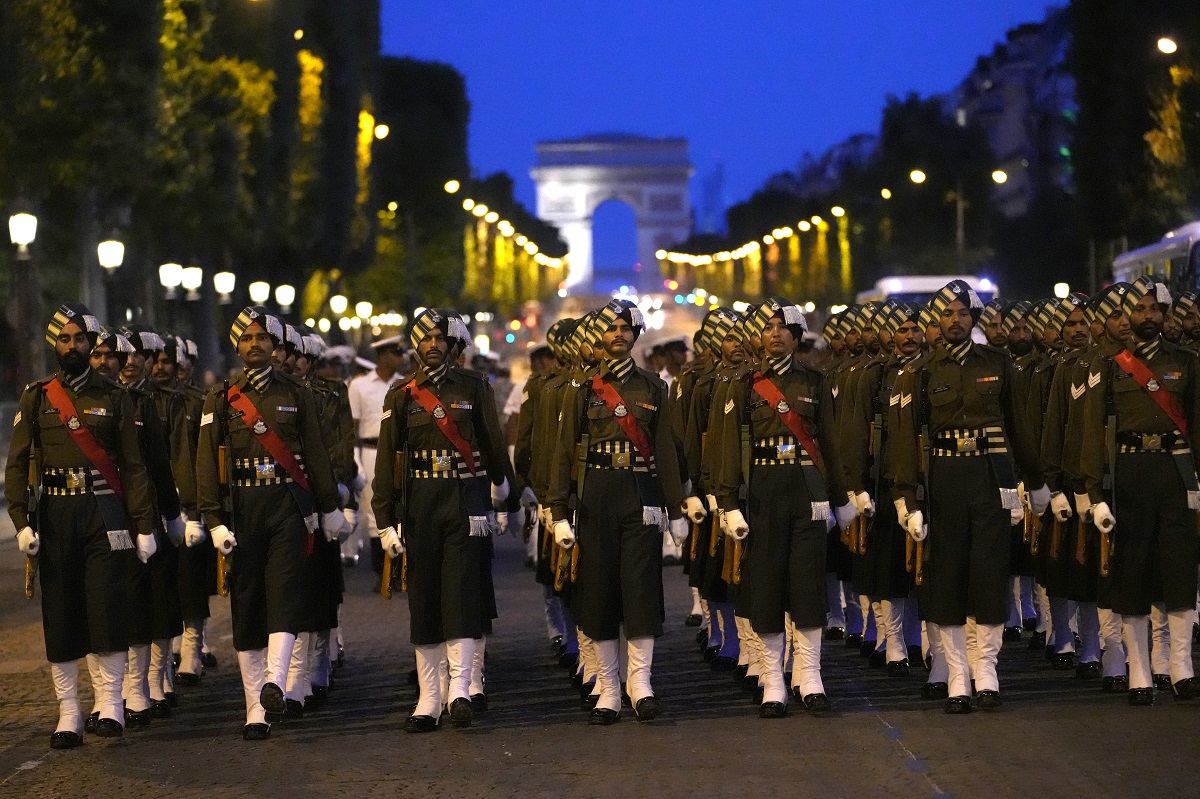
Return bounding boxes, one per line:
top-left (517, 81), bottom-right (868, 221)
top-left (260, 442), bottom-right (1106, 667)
top-left (449, 697), bottom-right (474, 728)
top-left (1172, 677), bottom-right (1198, 701)
top-left (759, 701), bottom-right (787, 719)
top-left (887, 660), bottom-right (910, 679)
top-left (802, 693), bottom-right (831, 715)
top-left (84, 712), bottom-right (99, 734)
top-left (977, 690), bottom-right (1002, 711)
top-left (259, 683), bottom-right (286, 714)
top-left (943, 696), bottom-right (972, 714)
top-left (1128, 688), bottom-right (1155, 707)
top-left (1101, 675), bottom-right (1128, 693)
top-left (824, 626), bottom-right (845, 641)
top-left (588, 708), bottom-right (619, 726)
top-left (50, 731), bottom-right (83, 750)
top-left (94, 718), bottom-right (123, 738)
top-left (242, 723), bottom-right (271, 741)
top-left (922, 682), bottom-right (949, 700)
top-left (633, 696), bottom-right (661, 722)
top-left (404, 715), bottom-right (440, 733)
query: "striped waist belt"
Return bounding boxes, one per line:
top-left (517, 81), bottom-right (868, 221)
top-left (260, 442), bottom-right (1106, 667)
top-left (932, 426), bottom-right (1007, 458)
top-left (42, 467), bottom-right (97, 496)
top-left (751, 436), bottom-right (815, 467)
top-left (586, 441), bottom-right (653, 473)
top-left (233, 457), bottom-right (298, 487)
top-left (410, 449), bottom-right (481, 480)
top-left (1117, 431), bottom-right (1186, 454)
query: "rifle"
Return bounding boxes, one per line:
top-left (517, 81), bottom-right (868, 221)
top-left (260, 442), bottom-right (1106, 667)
top-left (216, 380), bottom-right (235, 597)
top-left (1049, 516), bottom-right (1064, 560)
top-left (915, 426), bottom-right (931, 588)
top-left (1100, 405), bottom-right (1117, 577)
top-left (730, 417), bottom-right (751, 586)
top-left (858, 413), bottom-right (884, 556)
top-left (382, 396), bottom-right (411, 598)
top-left (25, 388), bottom-right (42, 599)
top-left (1074, 515), bottom-right (1088, 565)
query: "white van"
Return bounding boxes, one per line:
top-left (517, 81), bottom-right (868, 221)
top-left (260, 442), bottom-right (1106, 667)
top-left (1111, 220), bottom-right (1200, 289)
top-left (855, 274), bottom-right (1000, 306)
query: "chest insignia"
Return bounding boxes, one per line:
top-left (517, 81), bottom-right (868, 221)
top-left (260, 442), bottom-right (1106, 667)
top-left (724, 399), bottom-right (735, 415)
top-left (252, 419), bottom-right (268, 434)
top-left (433, 405), bottom-right (447, 419)
top-left (614, 403), bottom-right (628, 417)
top-left (776, 400), bottom-right (790, 414)
top-left (67, 416), bottom-right (81, 430)
top-left (1147, 379), bottom-right (1160, 392)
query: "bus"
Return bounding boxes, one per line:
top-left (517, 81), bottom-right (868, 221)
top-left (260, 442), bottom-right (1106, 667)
top-left (1111, 220), bottom-right (1200, 291)
top-left (855, 275), bottom-right (999, 306)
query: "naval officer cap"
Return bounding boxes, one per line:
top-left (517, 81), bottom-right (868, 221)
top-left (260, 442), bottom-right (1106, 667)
top-left (370, 334), bottom-right (405, 353)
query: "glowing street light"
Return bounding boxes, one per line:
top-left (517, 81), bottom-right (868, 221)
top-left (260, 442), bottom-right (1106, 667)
top-left (159, 262), bottom-right (183, 299)
top-left (880, 188), bottom-right (892, 200)
top-left (8, 212), bottom-right (37, 258)
top-left (275, 284), bottom-right (296, 312)
top-left (355, 301), bottom-right (373, 319)
top-left (444, 180), bottom-right (461, 193)
top-left (329, 294), bottom-right (348, 315)
top-left (248, 280), bottom-right (271, 304)
top-left (97, 238), bottom-right (125, 272)
top-left (991, 169), bottom-right (1009, 184)
top-left (1158, 37), bottom-right (1178, 55)
top-left (213, 271), bottom-right (236, 304)
top-left (909, 169), bottom-right (927, 184)
top-left (1054, 282), bottom-right (1070, 299)
top-left (181, 266), bottom-right (203, 301)
top-left (831, 206), bottom-right (846, 218)
top-left (374, 124), bottom-right (389, 140)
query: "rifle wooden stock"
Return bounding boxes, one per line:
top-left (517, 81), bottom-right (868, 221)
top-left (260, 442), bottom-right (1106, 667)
top-left (218, 445), bottom-right (228, 486)
top-left (709, 515), bottom-right (720, 557)
top-left (569, 544), bottom-right (579, 582)
top-left (401, 551), bottom-right (408, 592)
top-left (1074, 517), bottom-right (1087, 565)
top-left (905, 534), bottom-right (915, 574)
top-left (552, 544), bottom-right (567, 591)
top-left (1022, 502), bottom-right (1034, 545)
top-left (731, 538), bottom-right (744, 584)
top-left (216, 549), bottom-right (231, 597)
top-left (24, 555), bottom-right (37, 599)
top-left (689, 520), bottom-right (701, 561)
top-left (1030, 514), bottom-right (1041, 556)
top-left (1099, 528), bottom-right (1112, 577)
top-left (381, 550), bottom-right (394, 599)
top-left (1049, 516), bottom-right (1064, 560)
top-left (914, 539), bottom-right (926, 585)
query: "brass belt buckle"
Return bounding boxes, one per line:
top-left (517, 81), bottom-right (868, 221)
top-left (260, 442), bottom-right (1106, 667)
top-left (614, 451), bottom-right (631, 467)
top-left (776, 444), bottom-right (796, 460)
top-left (65, 471), bottom-right (85, 490)
top-left (256, 463), bottom-right (277, 480)
top-left (1144, 433), bottom-right (1162, 451)
top-left (957, 437), bottom-right (978, 453)
top-left (433, 455), bottom-right (453, 472)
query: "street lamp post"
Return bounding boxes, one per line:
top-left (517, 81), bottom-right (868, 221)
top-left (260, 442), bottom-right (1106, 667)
top-left (8, 210), bottom-right (44, 391)
top-left (97, 237), bottom-right (124, 322)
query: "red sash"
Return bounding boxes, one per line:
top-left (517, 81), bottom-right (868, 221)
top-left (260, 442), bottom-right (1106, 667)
top-left (225, 385), bottom-right (312, 491)
top-left (1113, 349), bottom-right (1190, 436)
top-left (749, 371), bottom-right (824, 470)
top-left (589, 374), bottom-right (655, 465)
top-left (43, 377), bottom-right (126, 500)
top-left (403, 380), bottom-right (478, 476)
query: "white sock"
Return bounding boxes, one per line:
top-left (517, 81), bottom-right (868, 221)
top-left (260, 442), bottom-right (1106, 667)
top-left (413, 644), bottom-right (445, 718)
top-left (792, 626), bottom-right (825, 696)
top-left (237, 649), bottom-right (268, 725)
top-left (974, 622), bottom-right (1003, 693)
top-left (593, 639), bottom-right (622, 712)
top-left (1122, 615), bottom-right (1152, 690)
top-left (938, 625), bottom-right (970, 697)
top-left (445, 638), bottom-right (476, 702)
top-left (1006, 576), bottom-right (1023, 628)
top-left (825, 574), bottom-right (846, 628)
top-left (626, 636), bottom-right (655, 704)
top-left (51, 661), bottom-right (82, 734)
top-left (1048, 596), bottom-right (1075, 653)
top-left (757, 632), bottom-right (787, 704)
top-left (265, 631), bottom-right (297, 691)
top-left (95, 650), bottom-right (127, 725)
top-left (1167, 609), bottom-right (1197, 684)
top-left (124, 644), bottom-right (151, 712)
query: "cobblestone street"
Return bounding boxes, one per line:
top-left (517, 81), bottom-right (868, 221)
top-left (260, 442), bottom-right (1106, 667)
top-left (0, 515), bottom-right (1196, 799)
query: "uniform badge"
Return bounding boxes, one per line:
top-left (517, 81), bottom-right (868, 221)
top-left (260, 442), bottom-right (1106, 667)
top-left (776, 400), bottom-right (790, 414)
top-left (724, 399), bottom-right (735, 415)
top-left (252, 419), bottom-right (267, 434)
top-left (1147, 379), bottom-right (1160, 392)
top-left (67, 416), bottom-right (81, 430)
top-left (831, 386), bottom-right (839, 399)
top-left (433, 405), bottom-right (447, 419)
top-left (614, 403), bottom-right (628, 417)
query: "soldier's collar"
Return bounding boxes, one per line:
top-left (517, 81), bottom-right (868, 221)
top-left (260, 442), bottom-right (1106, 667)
top-left (62, 367), bottom-right (91, 393)
top-left (420, 361), bottom-right (449, 386)
top-left (944, 339), bottom-right (973, 365)
top-left (244, 365), bottom-right (273, 393)
top-left (1133, 335), bottom-right (1162, 361)
top-left (761, 354), bottom-right (793, 377)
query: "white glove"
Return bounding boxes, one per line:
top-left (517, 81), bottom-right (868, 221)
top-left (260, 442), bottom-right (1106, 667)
top-left (520, 486), bottom-right (538, 507)
top-left (553, 520), bottom-right (576, 550)
top-left (669, 517), bottom-right (689, 546)
top-left (1010, 504), bottom-right (1025, 526)
top-left (906, 510), bottom-right (927, 542)
top-left (341, 508), bottom-right (358, 540)
top-left (1049, 492), bottom-right (1072, 523)
top-left (834, 502), bottom-right (859, 531)
top-left (1092, 501), bottom-right (1115, 534)
top-left (500, 509), bottom-right (524, 536)
top-left (1074, 493), bottom-right (1094, 524)
top-left (723, 508), bottom-right (749, 541)
top-left (337, 483), bottom-right (351, 506)
top-left (852, 491), bottom-right (875, 517)
top-left (322, 510), bottom-right (347, 543)
top-left (683, 496), bottom-right (707, 524)
top-left (706, 494), bottom-right (718, 513)
top-left (539, 505), bottom-right (553, 529)
top-left (210, 524), bottom-right (237, 555)
top-left (16, 526), bottom-right (39, 556)
top-left (1029, 484), bottom-right (1051, 517)
top-left (491, 478), bottom-right (510, 506)
top-left (184, 520), bottom-right (206, 547)
top-left (136, 533), bottom-right (158, 564)
top-left (379, 526), bottom-right (404, 557)
top-left (165, 515), bottom-right (186, 547)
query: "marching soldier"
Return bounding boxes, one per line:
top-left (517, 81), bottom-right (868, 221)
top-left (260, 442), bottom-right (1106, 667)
top-left (547, 300), bottom-right (689, 724)
top-left (1078, 277), bottom-right (1200, 705)
top-left (714, 301), bottom-right (856, 717)
top-left (6, 304), bottom-right (157, 747)
top-left (372, 308), bottom-right (511, 732)
top-left (195, 306), bottom-right (347, 740)
top-left (889, 280), bottom-right (1049, 713)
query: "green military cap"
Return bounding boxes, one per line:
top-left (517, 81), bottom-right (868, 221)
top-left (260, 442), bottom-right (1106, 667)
top-left (46, 302), bottom-right (102, 348)
top-left (230, 305), bottom-right (284, 347)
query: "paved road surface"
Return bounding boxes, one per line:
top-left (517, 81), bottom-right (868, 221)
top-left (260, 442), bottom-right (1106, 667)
top-left (0, 512), bottom-right (1196, 799)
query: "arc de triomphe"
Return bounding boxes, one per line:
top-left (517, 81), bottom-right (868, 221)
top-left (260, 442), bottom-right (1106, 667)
top-left (530, 134), bottom-right (693, 294)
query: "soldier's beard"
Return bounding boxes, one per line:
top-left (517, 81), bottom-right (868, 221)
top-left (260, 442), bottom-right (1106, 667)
top-left (58, 350), bottom-right (88, 376)
top-left (1008, 340), bottom-right (1033, 356)
top-left (1133, 321), bottom-right (1161, 340)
